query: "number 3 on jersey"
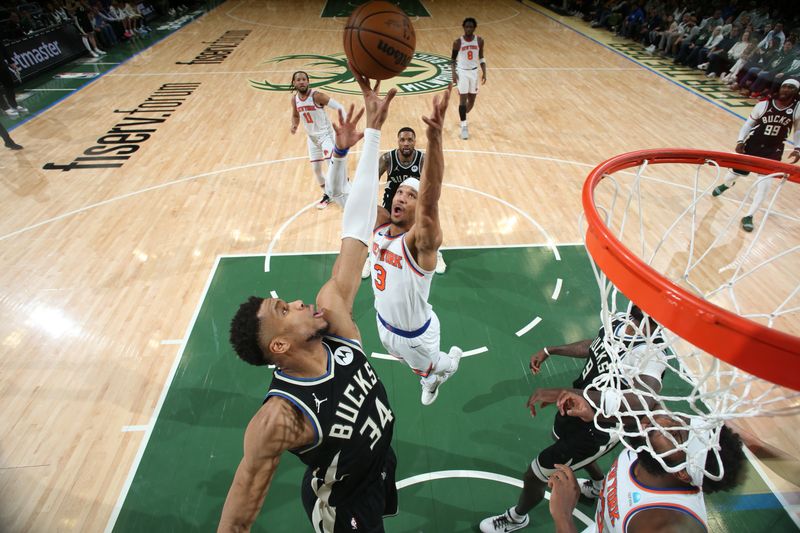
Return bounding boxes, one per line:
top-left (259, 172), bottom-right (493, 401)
top-left (374, 264), bottom-right (387, 291)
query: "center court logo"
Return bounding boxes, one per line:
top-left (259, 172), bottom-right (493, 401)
top-left (250, 52), bottom-right (452, 96)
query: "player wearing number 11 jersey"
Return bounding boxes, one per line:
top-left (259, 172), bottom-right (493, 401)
top-left (368, 87), bottom-right (462, 406)
top-left (290, 71), bottom-right (348, 209)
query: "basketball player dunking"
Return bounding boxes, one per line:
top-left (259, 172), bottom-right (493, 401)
top-left (712, 78), bottom-right (800, 232)
top-left (451, 17), bottom-right (486, 140)
top-left (290, 71), bottom-right (348, 210)
top-left (361, 127), bottom-right (446, 278)
top-left (368, 87), bottom-right (462, 406)
top-left (220, 71), bottom-right (399, 532)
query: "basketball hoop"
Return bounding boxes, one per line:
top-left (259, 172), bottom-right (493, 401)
top-left (580, 148), bottom-right (800, 484)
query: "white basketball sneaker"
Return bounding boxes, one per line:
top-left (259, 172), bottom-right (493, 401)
top-left (420, 375), bottom-right (439, 406)
top-left (479, 508), bottom-right (529, 532)
top-left (576, 478), bottom-right (602, 499)
top-left (442, 346), bottom-right (462, 379)
top-left (460, 124), bottom-right (469, 140)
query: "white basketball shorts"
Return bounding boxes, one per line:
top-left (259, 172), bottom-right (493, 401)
top-left (377, 311), bottom-right (441, 376)
top-left (457, 67), bottom-right (479, 94)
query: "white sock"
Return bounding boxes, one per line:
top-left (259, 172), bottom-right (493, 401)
top-left (746, 175), bottom-right (771, 217)
top-left (460, 120), bottom-right (467, 128)
top-left (508, 507), bottom-right (525, 522)
top-left (721, 169), bottom-right (737, 187)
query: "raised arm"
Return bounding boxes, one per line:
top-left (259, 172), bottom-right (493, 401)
top-left (404, 87), bottom-right (451, 271)
top-left (315, 67), bottom-right (396, 339)
top-left (218, 398), bottom-right (313, 532)
top-left (290, 94), bottom-right (299, 134)
top-left (314, 90), bottom-right (347, 120)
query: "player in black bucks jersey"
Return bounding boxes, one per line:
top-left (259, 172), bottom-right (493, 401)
top-left (220, 70), bottom-right (399, 533)
top-left (480, 306), bottom-right (669, 533)
top-left (713, 78), bottom-right (800, 232)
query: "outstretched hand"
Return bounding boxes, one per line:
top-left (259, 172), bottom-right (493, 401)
top-left (527, 388), bottom-right (563, 417)
top-left (332, 103), bottom-right (365, 151)
top-left (556, 390), bottom-right (594, 423)
top-left (349, 62), bottom-right (397, 130)
top-left (421, 85), bottom-right (452, 136)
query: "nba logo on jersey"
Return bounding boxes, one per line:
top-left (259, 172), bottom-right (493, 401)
top-left (350, 517), bottom-right (359, 529)
top-left (334, 346), bottom-right (354, 366)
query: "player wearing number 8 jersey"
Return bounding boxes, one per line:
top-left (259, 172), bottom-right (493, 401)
top-left (368, 86), bottom-right (462, 406)
top-left (291, 71), bottom-right (348, 210)
top-left (451, 17), bottom-right (486, 140)
top-left (712, 78), bottom-right (800, 232)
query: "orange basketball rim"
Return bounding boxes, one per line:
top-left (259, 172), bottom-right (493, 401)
top-left (582, 149), bottom-right (800, 391)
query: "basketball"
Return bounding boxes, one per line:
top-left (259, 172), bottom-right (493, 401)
top-left (343, 1), bottom-right (416, 80)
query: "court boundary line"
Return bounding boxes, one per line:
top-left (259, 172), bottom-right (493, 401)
top-left (3, 148), bottom-right (797, 244)
top-left (104, 255), bottom-right (222, 533)
top-left (396, 469), bottom-right (593, 526)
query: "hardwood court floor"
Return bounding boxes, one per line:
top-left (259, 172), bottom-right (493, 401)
top-left (1, 1), bottom-right (798, 531)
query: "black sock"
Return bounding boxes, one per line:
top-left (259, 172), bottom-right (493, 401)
top-left (458, 104), bottom-right (466, 121)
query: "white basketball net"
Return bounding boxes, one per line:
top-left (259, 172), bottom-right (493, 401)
top-left (581, 156), bottom-right (800, 486)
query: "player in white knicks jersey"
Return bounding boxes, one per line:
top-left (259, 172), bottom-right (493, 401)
top-left (368, 86), bottom-right (462, 405)
top-left (451, 17), bottom-right (486, 140)
top-left (546, 402), bottom-right (746, 533)
top-left (290, 71), bottom-right (348, 209)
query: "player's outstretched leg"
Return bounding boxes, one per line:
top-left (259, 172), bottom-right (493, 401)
top-left (420, 346), bottom-right (462, 405)
top-left (712, 169), bottom-right (739, 197)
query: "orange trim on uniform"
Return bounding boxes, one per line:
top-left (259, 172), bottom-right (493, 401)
top-left (401, 236), bottom-right (426, 277)
top-left (412, 363), bottom-right (433, 378)
top-left (382, 228), bottom-right (404, 240)
top-left (622, 503), bottom-right (707, 532)
top-left (629, 460), bottom-right (700, 494)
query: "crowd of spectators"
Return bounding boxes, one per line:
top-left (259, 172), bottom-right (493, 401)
top-left (1, 0), bottom-right (194, 116)
top-left (0, 1), bottom-right (197, 51)
top-left (559, 1), bottom-right (800, 100)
